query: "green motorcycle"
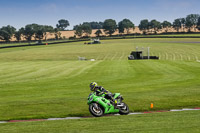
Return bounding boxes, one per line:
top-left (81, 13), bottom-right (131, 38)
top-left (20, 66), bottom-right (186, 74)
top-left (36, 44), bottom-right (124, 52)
top-left (87, 92), bottom-right (129, 117)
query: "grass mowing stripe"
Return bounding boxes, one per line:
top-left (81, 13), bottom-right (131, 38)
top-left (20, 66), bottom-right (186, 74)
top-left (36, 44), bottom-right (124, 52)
top-left (0, 61), bottom-right (101, 83)
top-left (119, 51), bottom-right (125, 60)
top-left (110, 52), bottom-right (116, 60)
top-left (0, 61), bottom-right (79, 83)
top-left (66, 61), bottom-right (102, 79)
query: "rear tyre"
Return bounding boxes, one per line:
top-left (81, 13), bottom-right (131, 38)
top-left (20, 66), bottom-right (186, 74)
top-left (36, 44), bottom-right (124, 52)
top-left (119, 102), bottom-right (129, 115)
top-left (89, 103), bottom-right (103, 117)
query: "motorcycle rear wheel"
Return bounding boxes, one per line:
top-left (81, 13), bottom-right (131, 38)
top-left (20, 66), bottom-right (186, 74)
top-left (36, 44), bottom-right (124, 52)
top-left (89, 103), bottom-right (103, 117)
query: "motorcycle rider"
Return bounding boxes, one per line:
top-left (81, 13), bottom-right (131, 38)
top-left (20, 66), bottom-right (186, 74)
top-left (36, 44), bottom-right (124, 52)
top-left (90, 82), bottom-right (118, 105)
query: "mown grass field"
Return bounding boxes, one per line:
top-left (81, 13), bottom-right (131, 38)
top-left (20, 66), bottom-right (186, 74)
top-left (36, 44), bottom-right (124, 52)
top-left (0, 38), bottom-right (200, 122)
top-left (0, 110), bottom-right (200, 133)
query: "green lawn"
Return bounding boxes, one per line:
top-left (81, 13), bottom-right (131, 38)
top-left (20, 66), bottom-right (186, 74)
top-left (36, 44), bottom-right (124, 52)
top-left (0, 38), bottom-right (200, 121)
top-left (0, 110), bottom-right (200, 133)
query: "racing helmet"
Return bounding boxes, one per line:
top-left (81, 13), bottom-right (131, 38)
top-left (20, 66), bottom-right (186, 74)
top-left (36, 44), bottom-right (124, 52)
top-left (90, 82), bottom-right (97, 91)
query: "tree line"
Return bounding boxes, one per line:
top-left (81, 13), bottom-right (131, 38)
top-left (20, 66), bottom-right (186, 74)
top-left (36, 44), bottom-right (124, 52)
top-left (0, 19), bottom-right (69, 42)
top-left (139, 14), bottom-right (200, 34)
top-left (0, 14), bottom-right (200, 42)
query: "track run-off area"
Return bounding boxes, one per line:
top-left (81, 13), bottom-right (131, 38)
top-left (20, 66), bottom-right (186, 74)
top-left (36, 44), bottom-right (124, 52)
top-left (0, 107), bottom-right (200, 123)
top-left (0, 38), bottom-right (200, 124)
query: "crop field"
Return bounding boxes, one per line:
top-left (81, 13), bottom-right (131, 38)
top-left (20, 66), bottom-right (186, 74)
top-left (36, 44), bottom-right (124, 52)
top-left (0, 38), bottom-right (200, 131)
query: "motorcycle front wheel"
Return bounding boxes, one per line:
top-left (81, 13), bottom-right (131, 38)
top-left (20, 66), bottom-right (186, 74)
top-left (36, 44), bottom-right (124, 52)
top-left (89, 103), bottom-right (103, 117)
top-left (119, 102), bottom-right (129, 115)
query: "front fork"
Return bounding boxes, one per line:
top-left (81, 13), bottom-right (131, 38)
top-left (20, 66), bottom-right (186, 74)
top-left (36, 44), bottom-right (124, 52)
top-left (93, 103), bottom-right (99, 109)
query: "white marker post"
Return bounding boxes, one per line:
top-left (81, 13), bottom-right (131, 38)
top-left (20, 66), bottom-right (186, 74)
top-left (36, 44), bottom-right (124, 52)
top-left (147, 47), bottom-right (150, 59)
top-left (142, 47), bottom-right (144, 59)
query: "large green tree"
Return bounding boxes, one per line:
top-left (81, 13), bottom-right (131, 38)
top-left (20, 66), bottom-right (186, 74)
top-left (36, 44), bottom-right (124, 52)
top-left (14, 28), bottom-right (24, 42)
top-left (74, 24), bottom-right (92, 37)
top-left (95, 29), bottom-right (103, 37)
top-left (21, 24), bottom-right (35, 41)
top-left (103, 19), bottom-right (117, 36)
top-left (79, 22), bottom-right (103, 30)
top-left (161, 21), bottom-right (172, 33)
top-left (74, 24), bottom-right (83, 37)
top-left (197, 17), bottom-right (200, 30)
top-left (173, 18), bottom-right (182, 32)
top-left (73, 25), bottom-right (79, 30)
top-left (138, 19), bottom-right (149, 34)
top-left (30, 24), bottom-right (41, 40)
top-left (21, 24), bottom-right (54, 42)
top-left (118, 19), bottom-right (135, 34)
top-left (56, 19), bottom-right (70, 30)
top-left (43, 25), bottom-right (54, 41)
top-left (81, 23), bottom-right (92, 37)
top-left (34, 25), bottom-right (44, 40)
top-left (54, 28), bottom-right (62, 40)
top-left (90, 22), bottom-right (103, 29)
top-left (185, 14), bottom-right (200, 32)
top-left (180, 18), bottom-right (186, 31)
top-left (149, 19), bottom-right (161, 33)
top-left (0, 25), bottom-right (16, 42)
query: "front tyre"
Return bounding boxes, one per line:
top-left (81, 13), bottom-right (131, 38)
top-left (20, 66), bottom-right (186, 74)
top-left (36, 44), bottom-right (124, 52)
top-left (119, 102), bottom-right (129, 115)
top-left (89, 103), bottom-right (103, 117)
